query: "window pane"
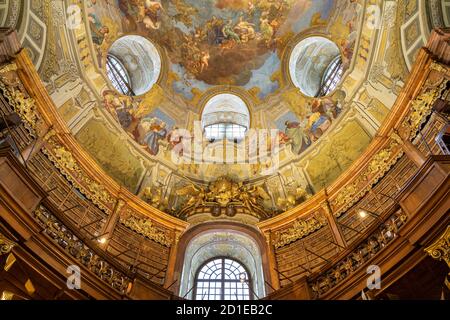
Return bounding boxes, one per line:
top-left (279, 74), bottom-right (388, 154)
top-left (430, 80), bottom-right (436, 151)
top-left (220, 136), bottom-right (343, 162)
top-left (106, 55), bottom-right (132, 96)
top-left (194, 258), bottom-right (252, 300)
top-left (204, 123), bottom-right (247, 141)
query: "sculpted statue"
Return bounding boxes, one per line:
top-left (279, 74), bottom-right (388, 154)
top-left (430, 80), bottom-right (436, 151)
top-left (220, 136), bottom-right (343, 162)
top-left (175, 176), bottom-right (272, 219)
top-left (239, 184), bottom-right (270, 212)
top-left (176, 183), bottom-right (207, 210)
top-left (276, 187), bottom-right (310, 211)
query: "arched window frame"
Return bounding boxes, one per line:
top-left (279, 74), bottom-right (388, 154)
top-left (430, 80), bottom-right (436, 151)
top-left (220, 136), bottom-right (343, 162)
top-left (317, 55), bottom-right (344, 97)
top-left (201, 94), bottom-right (250, 142)
top-left (106, 54), bottom-right (134, 96)
top-left (193, 257), bottom-right (253, 300)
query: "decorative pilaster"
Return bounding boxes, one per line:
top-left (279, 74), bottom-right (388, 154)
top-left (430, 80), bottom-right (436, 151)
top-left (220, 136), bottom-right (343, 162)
top-left (0, 28), bottom-right (21, 63)
top-left (392, 131), bottom-right (427, 167)
top-left (20, 127), bottom-right (55, 164)
top-left (99, 198), bottom-right (126, 249)
top-left (265, 231), bottom-right (280, 291)
top-left (164, 230), bottom-right (181, 289)
top-left (426, 28), bottom-right (450, 64)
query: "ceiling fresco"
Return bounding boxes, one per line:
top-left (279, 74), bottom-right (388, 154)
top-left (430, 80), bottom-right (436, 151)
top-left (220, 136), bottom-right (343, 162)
top-left (8, 0), bottom-right (439, 221)
top-left (87, 0), bottom-right (361, 169)
top-left (87, 0), bottom-right (356, 101)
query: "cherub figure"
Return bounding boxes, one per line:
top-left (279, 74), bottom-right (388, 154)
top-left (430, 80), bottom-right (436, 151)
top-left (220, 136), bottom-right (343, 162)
top-left (199, 51), bottom-right (210, 73)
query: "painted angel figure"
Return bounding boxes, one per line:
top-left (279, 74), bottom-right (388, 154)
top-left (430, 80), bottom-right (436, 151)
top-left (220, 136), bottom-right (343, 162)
top-left (143, 0), bottom-right (164, 30)
top-left (88, 13), bottom-right (109, 46)
top-left (222, 20), bottom-right (241, 43)
top-left (199, 51), bottom-right (210, 73)
top-left (259, 14), bottom-right (274, 45)
top-left (234, 16), bottom-right (256, 43)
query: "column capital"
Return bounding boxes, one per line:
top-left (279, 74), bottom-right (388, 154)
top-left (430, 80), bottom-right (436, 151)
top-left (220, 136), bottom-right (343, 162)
top-left (425, 225), bottom-right (450, 268)
top-left (0, 232), bottom-right (17, 256)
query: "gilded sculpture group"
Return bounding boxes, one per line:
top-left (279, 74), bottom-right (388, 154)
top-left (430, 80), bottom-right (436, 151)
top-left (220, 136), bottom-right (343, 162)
top-left (176, 176), bottom-right (270, 213)
top-left (174, 176), bottom-right (310, 220)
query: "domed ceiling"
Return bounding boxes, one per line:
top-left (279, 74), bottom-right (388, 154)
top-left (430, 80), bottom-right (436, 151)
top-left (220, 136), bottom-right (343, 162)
top-left (92, 0), bottom-right (340, 99)
top-left (6, 0), bottom-right (446, 222)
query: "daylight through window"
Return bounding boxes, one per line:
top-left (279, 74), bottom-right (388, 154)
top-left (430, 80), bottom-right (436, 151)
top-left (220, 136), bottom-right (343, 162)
top-left (194, 258), bottom-right (252, 300)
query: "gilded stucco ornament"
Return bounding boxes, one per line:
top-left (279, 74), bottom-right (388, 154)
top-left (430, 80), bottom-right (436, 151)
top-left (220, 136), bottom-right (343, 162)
top-left (367, 149), bottom-right (392, 175)
top-left (425, 226), bottom-right (450, 289)
top-left (34, 206), bottom-right (131, 293)
top-left (0, 232), bottom-right (17, 255)
top-left (430, 61), bottom-right (448, 74)
top-left (44, 145), bottom-right (115, 213)
top-left (272, 214), bottom-right (327, 249)
top-left (120, 211), bottom-right (172, 247)
top-left (332, 134), bottom-right (403, 217)
top-left (276, 187), bottom-right (311, 211)
top-left (402, 83), bottom-right (447, 140)
top-left (0, 62), bottom-right (18, 75)
top-left (175, 176), bottom-right (271, 220)
top-left (332, 76), bottom-right (447, 217)
top-left (311, 210), bottom-right (408, 297)
top-left (0, 79), bottom-right (38, 131)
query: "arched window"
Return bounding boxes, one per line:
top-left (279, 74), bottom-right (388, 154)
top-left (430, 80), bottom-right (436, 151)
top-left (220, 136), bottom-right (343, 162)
top-left (317, 56), bottom-right (344, 97)
top-left (201, 94), bottom-right (250, 142)
top-left (106, 54), bottom-right (133, 96)
top-left (194, 258), bottom-right (252, 300)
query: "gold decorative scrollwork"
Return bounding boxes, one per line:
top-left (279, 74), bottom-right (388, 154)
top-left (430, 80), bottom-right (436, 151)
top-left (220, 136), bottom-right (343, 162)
top-left (0, 232), bottom-right (17, 255)
top-left (310, 210), bottom-right (408, 297)
top-left (332, 135), bottom-right (403, 216)
top-left (0, 82), bottom-right (38, 130)
top-left (34, 206), bottom-right (131, 293)
top-left (424, 225), bottom-right (450, 291)
top-left (272, 214), bottom-right (327, 249)
top-left (176, 176), bottom-right (272, 220)
top-left (430, 61), bottom-right (448, 75)
top-left (0, 62), bottom-right (18, 75)
top-left (332, 81), bottom-right (444, 217)
top-left (44, 145), bottom-right (115, 212)
top-left (402, 83), bottom-right (446, 140)
top-left (120, 212), bottom-right (172, 247)
top-left (425, 225), bottom-right (450, 267)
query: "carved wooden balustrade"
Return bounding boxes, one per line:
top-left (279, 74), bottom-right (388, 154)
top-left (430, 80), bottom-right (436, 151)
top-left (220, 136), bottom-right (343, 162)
top-left (259, 31), bottom-right (450, 295)
top-left (310, 209), bottom-right (408, 297)
top-left (0, 31), bottom-right (187, 294)
top-left (33, 204), bottom-right (132, 294)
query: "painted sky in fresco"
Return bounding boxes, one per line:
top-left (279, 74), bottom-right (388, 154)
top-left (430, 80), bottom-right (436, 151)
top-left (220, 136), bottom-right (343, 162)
top-left (89, 0), bottom-right (335, 101)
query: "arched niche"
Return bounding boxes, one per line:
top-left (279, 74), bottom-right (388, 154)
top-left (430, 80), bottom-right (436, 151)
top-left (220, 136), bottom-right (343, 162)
top-left (174, 222), bottom-right (271, 300)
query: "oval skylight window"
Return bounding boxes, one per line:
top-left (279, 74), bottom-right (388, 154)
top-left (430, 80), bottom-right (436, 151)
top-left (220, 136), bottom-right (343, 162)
top-left (106, 35), bottom-right (161, 96)
top-left (289, 36), bottom-right (343, 97)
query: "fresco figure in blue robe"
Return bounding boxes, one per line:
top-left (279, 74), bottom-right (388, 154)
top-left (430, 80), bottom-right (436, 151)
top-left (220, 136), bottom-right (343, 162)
top-left (88, 13), bottom-right (109, 46)
top-left (142, 119), bottom-right (167, 155)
